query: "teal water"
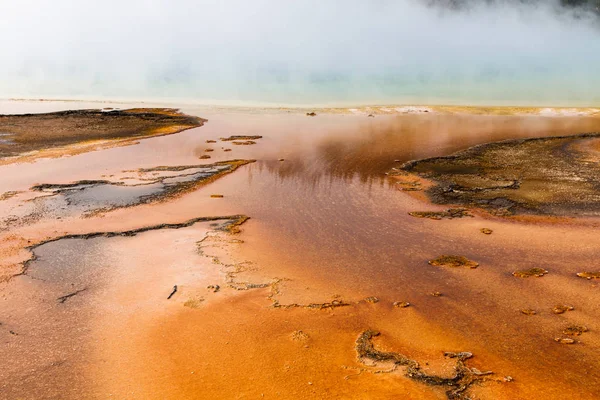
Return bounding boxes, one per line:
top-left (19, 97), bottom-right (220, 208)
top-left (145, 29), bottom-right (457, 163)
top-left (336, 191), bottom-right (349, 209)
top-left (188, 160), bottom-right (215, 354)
top-left (2, 0), bottom-right (600, 106)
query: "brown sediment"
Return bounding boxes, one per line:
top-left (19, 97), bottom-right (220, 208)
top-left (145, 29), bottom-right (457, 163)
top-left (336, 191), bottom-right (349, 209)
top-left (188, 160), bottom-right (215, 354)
top-left (0, 191), bottom-right (21, 201)
top-left (0, 108), bottom-right (204, 160)
top-left (31, 180), bottom-right (115, 192)
top-left (272, 299), bottom-right (351, 310)
top-left (232, 140), bottom-right (257, 145)
top-left (137, 159), bottom-right (253, 173)
top-left (562, 325), bottom-right (588, 336)
top-left (291, 330), bottom-right (310, 342)
top-left (356, 330), bottom-right (493, 400)
top-left (394, 172), bottom-right (423, 191)
top-left (429, 255), bottom-right (479, 269)
top-left (576, 272), bottom-right (600, 280)
top-left (220, 135), bottom-right (263, 141)
top-left (220, 215), bottom-right (250, 234)
top-left (554, 338), bottom-right (576, 344)
top-left (409, 208), bottom-right (472, 220)
top-left (512, 268), bottom-right (548, 278)
top-left (400, 133), bottom-right (600, 217)
top-left (229, 282), bottom-right (272, 291)
top-left (199, 155), bottom-right (211, 159)
top-left (183, 297), bottom-right (204, 308)
top-left (207, 285), bottom-right (220, 293)
top-left (552, 305), bottom-right (574, 314)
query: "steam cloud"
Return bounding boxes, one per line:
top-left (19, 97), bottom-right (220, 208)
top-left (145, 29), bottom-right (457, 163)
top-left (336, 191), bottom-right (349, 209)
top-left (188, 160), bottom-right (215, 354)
top-left (1, 0), bottom-right (599, 106)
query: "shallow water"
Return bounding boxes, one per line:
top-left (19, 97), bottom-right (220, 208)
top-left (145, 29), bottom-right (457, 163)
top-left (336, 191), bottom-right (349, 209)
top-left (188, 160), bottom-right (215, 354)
top-left (2, 105), bottom-right (600, 399)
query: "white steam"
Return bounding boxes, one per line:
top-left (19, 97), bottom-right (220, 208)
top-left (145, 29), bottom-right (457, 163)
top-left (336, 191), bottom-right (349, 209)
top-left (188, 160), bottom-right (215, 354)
top-left (0, 0), bottom-right (599, 105)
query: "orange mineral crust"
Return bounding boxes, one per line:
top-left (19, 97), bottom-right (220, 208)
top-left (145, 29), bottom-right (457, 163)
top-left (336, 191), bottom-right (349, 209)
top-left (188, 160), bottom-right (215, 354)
top-left (2, 103), bottom-right (600, 399)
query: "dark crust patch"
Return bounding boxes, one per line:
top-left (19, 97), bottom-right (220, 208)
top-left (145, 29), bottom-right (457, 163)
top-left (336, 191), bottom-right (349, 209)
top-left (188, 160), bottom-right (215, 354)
top-left (429, 255), bottom-right (479, 269)
top-left (400, 133), bottom-right (600, 216)
top-left (356, 330), bottom-right (493, 399)
top-left (409, 208), bottom-right (472, 220)
top-left (220, 135), bottom-right (263, 141)
top-left (512, 268), bottom-right (548, 278)
top-left (576, 272), bottom-right (600, 280)
top-left (0, 108), bottom-right (205, 158)
top-left (272, 299), bottom-right (351, 310)
top-left (31, 180), bottom-right (115, 192)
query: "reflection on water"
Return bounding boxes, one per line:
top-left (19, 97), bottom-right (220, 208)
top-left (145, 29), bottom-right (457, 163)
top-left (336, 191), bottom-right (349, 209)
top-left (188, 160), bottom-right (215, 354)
top-left (252, 114), bottom-right (600, 189)
top-left (220, 113), bottom-right (600, 299)
top-left (217, 112), bottom-right (600, 398)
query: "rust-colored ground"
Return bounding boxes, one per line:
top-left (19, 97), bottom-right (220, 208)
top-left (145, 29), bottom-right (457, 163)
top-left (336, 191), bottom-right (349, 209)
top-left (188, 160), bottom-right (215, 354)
top-left (2, 103), bottom-right (600, 399)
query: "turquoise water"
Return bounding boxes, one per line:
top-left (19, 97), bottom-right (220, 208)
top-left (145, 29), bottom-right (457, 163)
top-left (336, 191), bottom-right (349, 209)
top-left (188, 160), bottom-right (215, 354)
top-left (2, 1), bottom-right (600, 106)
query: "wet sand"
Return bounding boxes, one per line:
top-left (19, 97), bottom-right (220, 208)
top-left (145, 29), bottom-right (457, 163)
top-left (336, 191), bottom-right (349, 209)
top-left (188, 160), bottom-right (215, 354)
top-left (2, 103), bottom-right (600, 399)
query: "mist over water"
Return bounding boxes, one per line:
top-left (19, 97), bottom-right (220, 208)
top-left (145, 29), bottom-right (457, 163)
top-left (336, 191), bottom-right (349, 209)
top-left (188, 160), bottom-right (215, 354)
top-left (1, 0), bottom-right (599, 106)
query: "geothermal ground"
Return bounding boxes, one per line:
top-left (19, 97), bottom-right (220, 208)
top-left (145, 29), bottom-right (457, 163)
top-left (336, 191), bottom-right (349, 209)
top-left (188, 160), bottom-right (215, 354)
top-left (2, 101), bottom-right (600, 399)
